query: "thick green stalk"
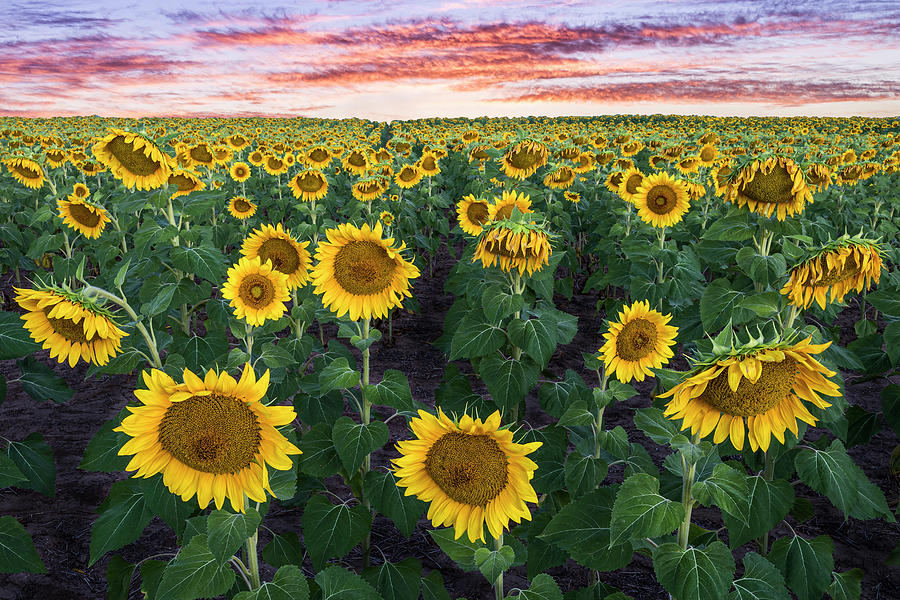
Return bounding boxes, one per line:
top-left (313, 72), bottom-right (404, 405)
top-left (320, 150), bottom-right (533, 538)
top-left (758, 451), bottom-right (776, 555)
top-left (676, 434), bottom-right (699, 550)
top-left (82, 285), bottom-right (162, 369)
top-left (360, 317), bottom-right (373, 568)
top-left (494, 534), bottom-right (504, 600)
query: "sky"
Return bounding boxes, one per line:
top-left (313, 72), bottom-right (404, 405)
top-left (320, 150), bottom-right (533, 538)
top-left (1, 0), bottom-right (898, 120)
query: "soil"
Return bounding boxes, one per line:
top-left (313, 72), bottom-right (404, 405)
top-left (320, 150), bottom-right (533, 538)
top-left (0, 245), bottom-right (898, 600)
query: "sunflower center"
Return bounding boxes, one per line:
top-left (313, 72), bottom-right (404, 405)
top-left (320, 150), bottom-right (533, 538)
top-left (348, 152), bottom-right (366, 167)
top-left (235, 166), bottom-right (248, 177)
top-left (624, 173), bottom-right (643, 195)
top-left (69, 202), bottom-right (102, 227)
top-left (169, 174), bottom-right (198, 192)
top-left (267, 157), bottom-right (283, 171)
top-left (700, 147), bottom-right (716, 162)
top-left (106, 136), bottom-right (162, 176)
top-left (309, 148), bottom-right (328, 162)
top-left (234, 198), bottom-right (252, 212)
top-left (816, 255), bottom-right (861, 286)
top-left (238, 274), bottom-right (276, 308)
top-left (47, 315), bottom-right (95, 343)
top-left (333, 240), bottom-right (397, 295)
top-left (421, 156), bottom-right (437, 171)
top-left (12, 163), bottom-right (41, 179)
top-left (615, 318), bottom-right (658, 361)
top-left (258, 238), bottom-right (301, 274)
top-left (296, 172), bottom-right (324, 192)
top-left (740, 164), bottom-right (794, 204)
top-left (467, 202), bottom-right (489, 226)
top-left (190, 145), bottom-right (213, 164)
top-left (74, 186), bottom-right (89, 198)
top-left (424, 432), bottom-right (509, 506)
top-left (399, 167), bottom-right (418, 182)
top-left (47, 151), bottom-right (65, 162)
top-left (700, 357), bottom-right (797, 417)
top-left (507, 146), bottom-right (543, 169)
top-left (646, 185), bottom-right (678, 215)
top-left (158, 394), bottom-right (260, 474)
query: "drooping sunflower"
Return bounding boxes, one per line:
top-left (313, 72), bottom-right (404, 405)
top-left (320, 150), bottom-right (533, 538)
top-left (229, 161), bottom-right (252, 182)
top-left (599, 300), bottom-right (678, 383)
top-left (351, 177), bottom-right (387, 202)
top-left (227, 196), bottom-right (258, 220)
top-left (564, 191), bottom-right (581, 203)
top-left (221, 256), bottom-right (291, 326)
top-left (91, 128), bottom-right (171, 190)
top-left (226, 134), bottom-right (250, 151)
top-left (15, 284), bottom-right (127, 367)
top-left (240, 223), bottom-right (311, 290)
top-left (3, 157), bottom-right (45, 189)
top-left (473, 220), bottom-right (552, 276)
top-left (56, 196), bottom-right (110, 239)
top-left (617, 168), bottom-right (645, 203)
top-left (44, 148), bottom-right (68, 168)
top-left (395, 164), bottom-right (423, 188)
top-left (167, 168), bottom-right (206, 198)
top-left (781, 236), bottom-right (884, 310)
top-left (289, 169), bottom-right (329, 202)
top-left (723, 155), bottom-right (812, 220)
top-left (456, 195), bottom-right (491, 236)
top-left (392, 408), bottom-right (541, 543)
top-left (114, 363), bottom-right (301, 513)
top-left (659, 334), bottom-right (841, 453)
top-left (311, 221), bottom-right (420, 321)
top-left (500, 140), bottom-right (548, 180)
top-left (632, 172), bottom-right (691, 228)
top-left (488, 190), bottom-right (533, 221)
top-left (188, 143), bottom-right (215, 168)
top-left (571, 152), bottom-right (595, 174)
top-left (543, 165), bottom-right (576, 189)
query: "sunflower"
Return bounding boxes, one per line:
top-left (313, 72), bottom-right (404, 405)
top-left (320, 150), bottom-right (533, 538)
top-left (380, 211), bottom-right (394, 227)
top-left (44, 148), bottom-right (68, 168)
top-left (69, 182), bottom-right (90, 200)
top-left (632, 172), bottom-right (691, 228)
top-left (698, 144), bottom-right (719, 166)
top-left (417, 152), bottom-right (441, 177)
top-left (79, 160), bottom-right (105, 176)
top-left (3, 157), bottom-right (45, 189)
top-left (351, 178), bottom-right (387, 202)
top-left (605, 171), bottom-right (625, 193)
top-left (240, 223), bottom-right (311, 290)
top-left (15, 285), bottom-right (127, 367)
top-left (167, 169), bottom-right (206, 198)
top-left (660, 335), bottom-right (841, 453)
top-left (226, 134), bottom-right (250, 151)
top-left (305, 145), bottom-right (332, 168)
top-left (342, 149), bottom-right (370, 176)
top-left (230, 161), bottom-right (252, 182)
top-left (289, 169), bottom-right (329, 202)
top-left (468, 145), bottom-right (491, 164)
top-left (599, 300), bottom-right (678, 383)
top-left (227, 196), bottom-right (258, 220)
top-left (616, 168), bottom-right (645, 204)
top-left (571, 152), bottom-right (595, 174)
top-left (456, 195), bottom-right (491, 236)
top-left (57, 196), bottom-right (110, 239)
top-left (564, 191), bottom-right (581, 203)
top-left (262, 155), bottom-right (287, 176)
top-left (248, 150), bottom-right (265, 166)
top-left (395, 164), bottom-right (423, 188)
top-left (311, 221), bottom-right (420, 321)
top-left (114, 363), bottom-right (301, 513)
top-left (91, 128), bottom-right (171, 190)
top-left (392, 408), bottom-right (541, 543)
top-left (473, 221), bottom-right (552, 276)
top-left (500, 140), bottom-right (548, 179)
top-left (543, 166), bottom-right (576, 189)
top-left (188, 143), bottom-right (215, 167)
top-left (221, 256), bottom-right (291, 326)
top-left (676, 156), bottom-right (702, 175)
top-left (488, 190), bottom-right (533, 221)
top-left (724, 156), bottom-right (812, 221)
top-left (781, 237), bottom-right (884, 310)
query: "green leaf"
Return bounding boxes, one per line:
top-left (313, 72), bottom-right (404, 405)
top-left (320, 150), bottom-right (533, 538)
top-left (610, 473), bottom-right (685, 546)
top-left (739, 292), bottom-right (780, 318)
top-left (89, 479), bottom-right (153, 566)
top-left (332, 417), bottom-right (389, 474)
top-left (653, 541), bottom-right (735, 600)
top-left (795, 439), bottom-right (893, 520)
top-left (421, 570), bottom-right (452, 600)
top-left (365, 369), bottom-right (416, 413)
top-left (79, 417), bottom-right (130, 473)
top-left (234, 565), bottom-right (310, 600)
top-left (881, 384), bottom-right (900, 438)
top-left (363, 471), bottom-right (426, 538)
top-left (700, 278), bottom-right (753, 332)
top-left (539, 487), bottom-right (633, 572)
top-left (302, 493), bottom-right (371, 570)
top-left (477, 353), bottom-right (539, 412)
top-left (449, 314), bottom-right (507, 360)
top-left (113, 258), bottom-right (131, 289)
top-left (0, 515), bottom-right (46, 573)
top-left (564, 453), bottom-right (608, 498)
top-left (867, 288), bottom-right (900, 317)
top-left (508, 317), bottom-right (556, 369)
top-left (828, 569), bottom-right (863, 600)
top-left (0, 311), bottom-right (39, 359)
top-left (722, 476), bottom-right (794, 549)
top-left (768, 535), bottom-right (834, 600)
top-left (634, 407), bottom-right (681, 445)
top-left (171, 333), bottom-right (228, 374)
top-left (363, 557), bottom-right (421, 600)
top-left (511, 573), bottom-right (564, 600)
top-left (883, 321), bottom-right (900, 366)
top-left (7, 432), bottom-right (55, 497)
top-left (474, 545), bottom-right (514, 583)
top-left (207, 507), bottom-right (262, 564)
top-left (106, 554), bottom-right (136, 600)
top-left (844, 405), bottom-right (882, 448)
top-left (142, 474), bottom-right (197, 539)
top-left (156, 535), bottom-right (236, 600)
top-left (170, 245), bottom-right (226, 283)
top-left (319, 357), bottom-right (361, 394)
top-left (261, 531), bottom-right (303, 568)
top-left (0, 453), bottom-right (27, 488)
top-left (17, 356), bottom-right (73, 403)
top-left (298, 423), bottom-right (342, 477)
top-left (539, 370), bottom-right (591, 418)
top-left (691, 463), bottom-right (749, 522)
top-left (703, 212), bottom-right (753, 241)
top-left (141, 280), bottom-right (177, 316)
top-left (728, 552), bottom-right (790, 600)
top-left (139, 559), bottom-right (166, 599)
top-left (557, 400), bottom-right (595, 428)
top-left (482, 283), bottom-right (524, 322)
top-left (315, 565), bottom-right (384, 600)
top-left (428, 528), bottom-right (484, 572)
top-left (259, 340), bottom-right (296, 369)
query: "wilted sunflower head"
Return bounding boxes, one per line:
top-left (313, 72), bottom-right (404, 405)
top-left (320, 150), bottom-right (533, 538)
top-left (473, 219), bottom-right (552, 276)
top-left (543, 165), bottom-right (576, 189)
top-left (660, 328), bottom-right (840, 453)
top-left (500, 140), bottom-right (548, 180)
top-left (92, 128), bottom-right (171, 190)
top-left (167, 169), bottom-right (206, 198)
top-left (724, 155), bottom-right (811, 220)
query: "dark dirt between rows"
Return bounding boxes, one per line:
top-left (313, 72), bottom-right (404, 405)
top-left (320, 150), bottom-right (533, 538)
top-left (0, 244), bottom-right (898, 600)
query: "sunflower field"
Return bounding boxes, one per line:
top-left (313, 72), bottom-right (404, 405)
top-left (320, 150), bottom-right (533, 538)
top-left (0, 114), bottom-right (898, 600)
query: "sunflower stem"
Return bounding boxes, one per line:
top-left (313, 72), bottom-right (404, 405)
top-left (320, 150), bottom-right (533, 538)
top-left (593, 366), bottom-right (608, 460)
top-left (244, 323), bottom-right (255, 363)
top-left (229, 556), bottom-right (253, 590)
top-left (657, 227), bottom-right (666, 311)
top-left (676, 434), bottom-right (699, 550)
top-left (784, 304), bottom-right (800, 332)
top-left (758, 450), bottom-right (776, 555)
top-left (494, 533), bottom-right (504, 600)
top-left (81, 284), bottom-right (163, 369)
top-left (360, 317), bottom-right (373, 568)
top-left (245, 526), bottom-right (261, 590)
